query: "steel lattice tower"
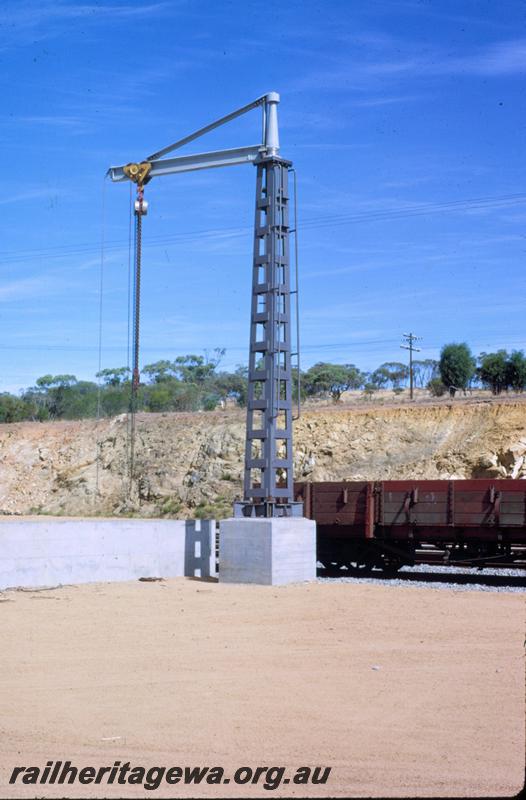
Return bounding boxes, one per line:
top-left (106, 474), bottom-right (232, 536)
top-left (107, 92), bottom-right (303, 518)
top-left (236, 156), bottom-right (301, 517)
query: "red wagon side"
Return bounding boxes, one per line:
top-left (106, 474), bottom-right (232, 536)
top-left (295, 480), bottom-right (526, 572)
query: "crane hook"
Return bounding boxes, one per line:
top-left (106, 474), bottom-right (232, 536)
top-left (134, 184), bottom-right (148, 216)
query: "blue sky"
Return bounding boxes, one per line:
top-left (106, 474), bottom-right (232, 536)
top-left (1, 0), bottom-right (525, 392)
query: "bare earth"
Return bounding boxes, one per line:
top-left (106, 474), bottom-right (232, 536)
top-left (0, 579), bottom-right (524, 798)
top-left (1, 396), bottom-right (526, 519)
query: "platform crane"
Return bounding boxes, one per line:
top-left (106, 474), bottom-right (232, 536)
top-left (108, 93), bottom-right (302, 517)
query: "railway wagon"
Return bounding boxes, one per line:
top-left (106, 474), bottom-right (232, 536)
top-left (294, 480), bottom-right (526, 572)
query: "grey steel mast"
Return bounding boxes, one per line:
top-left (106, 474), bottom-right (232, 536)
top-left (237, 156), bottom-right (297, 516)
top-left (107, 92), bottom-right (301, 518)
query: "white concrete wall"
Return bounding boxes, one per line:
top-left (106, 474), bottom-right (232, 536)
top-left (219, 517), bottom-right (317, 585)
top-left (0, 518), bottom-right (216, 590)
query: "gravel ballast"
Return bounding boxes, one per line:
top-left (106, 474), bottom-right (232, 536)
top-left (318, 563), bottom-right (526, 593)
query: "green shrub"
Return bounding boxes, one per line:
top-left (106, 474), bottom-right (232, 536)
top-left (159, 497), bottom-right (183, 516)
top-left (428, 377), bottom-right (447, 397)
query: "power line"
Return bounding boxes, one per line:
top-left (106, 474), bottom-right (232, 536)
top-left (1, 335), bottom-right (525, 354)
top-left (0, 337), bottom-right (400, 353)
top-left (0, 192), bottom-right (524, 267)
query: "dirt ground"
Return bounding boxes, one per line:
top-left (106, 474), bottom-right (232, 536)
top-left (0, 579), bottom-right (524, 798)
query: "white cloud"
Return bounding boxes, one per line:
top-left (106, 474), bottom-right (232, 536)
top-left (0, 1), bottom-right (176, 51)
top-left (0, 275), bottom-right (50, 300)
top-left (288, 37), bottom-right (526, 95)
top-left (352, 94), bottom-right (421, 108)
top-left (4, 1), bottom-right (172, 25)
top-left (0, 187), bottom-right (67, 206)
top-left (425, 38), bottom-right (526, 77)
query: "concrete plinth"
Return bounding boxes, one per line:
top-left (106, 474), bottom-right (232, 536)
top-left (0, 518), bottom-right (215, 590)
top-left (219, 517), bottom-right (316, 585)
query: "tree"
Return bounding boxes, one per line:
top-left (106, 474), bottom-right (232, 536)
top-left (96, 367), bottom-right (130, 387)
top-left (142, 360), bottom-right (177, 383)
top-left (303, 363), bottom-right (365, 401)
top-left (370, 366), bottom-right (390, 388)
top-left (173, 353), bottom-right (220, 384)
top-left (58, 380), bottom-right (98, 419)
top-left (35, 374), bottom-right (77, 389)
top-left (478, 350), bottom-right (509, 395)
top-left (0, 394), bottom-right (35, 423)
top-left (212, 367), bottom-right (248, 407)
top-left (144, 383), bottom-right (175, 412)
top-left (292, 368), bottom-right (306, 405)
top-left (362, 382), bottom-right (378, 399)
top-left (170, 382), bottom-right (201, 411)
top-left (142, 350), bottom-right (225, 386)
top-left (370, 362), bottom-right (409, 390)
top-left (412, 359), bottom-right (439, 388)
top-left (100, 386), bottom-right (130, 417)
top-left (427, 377), bottom-right (447, 397)
top-left (439, 343), bottom-right (475, 396)
top-left (0, 355), bottom-right (260, 421)
top-left (32, 374), bottom-right (79, 419)
top-left (201, 392), bottom-right (221, 411)
top-left (506, 350), bottom-right (526, 392)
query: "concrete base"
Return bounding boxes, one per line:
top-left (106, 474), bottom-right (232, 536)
top-left (219, 517), bottom-right (317, 585)
top-left (0, 518), bottom-right (215, 590)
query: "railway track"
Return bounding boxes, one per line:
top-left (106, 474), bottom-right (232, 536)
top-left (410, 544), bottom-right (526, 570)
top-left (318, 563), bottom-right (525, 591)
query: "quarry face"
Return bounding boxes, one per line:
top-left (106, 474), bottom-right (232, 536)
top-left (0, 398), bottom-right (525, 519)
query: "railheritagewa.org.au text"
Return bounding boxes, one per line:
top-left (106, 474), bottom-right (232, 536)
top-left (9, 761), bottom-right (331, 791)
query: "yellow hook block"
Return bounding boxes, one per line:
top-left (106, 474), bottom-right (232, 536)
top-left (122, 161), bottom-right (152, 185)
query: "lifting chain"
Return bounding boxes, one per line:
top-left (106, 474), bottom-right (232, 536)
top-left (128, 184), bottom-right (148, 495)
top-left (132, 184), bottom-right (147, 397)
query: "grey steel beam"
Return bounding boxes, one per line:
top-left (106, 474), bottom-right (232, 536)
top-left (108, 145), bottom-right (264, 183)
top-left (146, 93), bottom-right (275, 161)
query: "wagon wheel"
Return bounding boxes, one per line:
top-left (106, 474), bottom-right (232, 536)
top-left (381, 555), bottom-right (402, 576)
top-left (346, 558), bottom-right (374, 575)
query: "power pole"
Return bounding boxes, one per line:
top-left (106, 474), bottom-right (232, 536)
top-left (400, 333), bottom-right (421, 400)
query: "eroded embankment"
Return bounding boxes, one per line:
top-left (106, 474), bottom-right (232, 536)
top-left (0, 400), bottom-right (525, 517)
